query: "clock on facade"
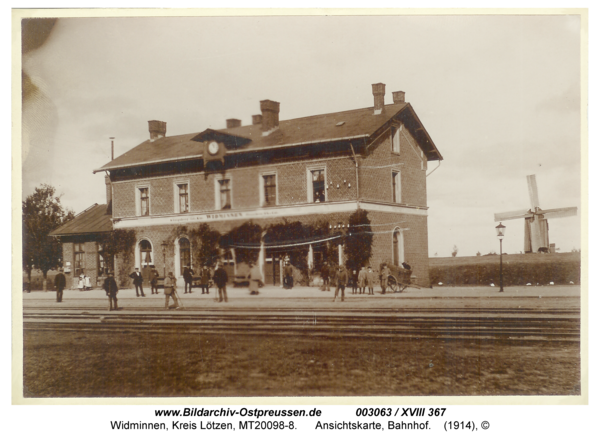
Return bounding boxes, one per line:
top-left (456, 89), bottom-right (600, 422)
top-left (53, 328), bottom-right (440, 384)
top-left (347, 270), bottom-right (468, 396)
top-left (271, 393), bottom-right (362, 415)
top-left (208, 141), bottom-right (220, 155)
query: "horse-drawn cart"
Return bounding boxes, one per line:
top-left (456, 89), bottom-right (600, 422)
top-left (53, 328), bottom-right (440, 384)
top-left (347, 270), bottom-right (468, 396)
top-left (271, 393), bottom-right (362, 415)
top-left (387, 266), bottom-right (419, 293)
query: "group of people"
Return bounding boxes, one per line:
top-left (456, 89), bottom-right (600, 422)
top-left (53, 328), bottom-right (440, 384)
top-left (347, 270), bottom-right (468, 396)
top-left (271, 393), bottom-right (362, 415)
top-left (320, 262), bottom-right (410, 300)
top-left (77, 273), bottom-right (92, 291)
top-left (99, 261), bottom-right (231, 311)
top-left (54, 260), bottom-right (413, 309)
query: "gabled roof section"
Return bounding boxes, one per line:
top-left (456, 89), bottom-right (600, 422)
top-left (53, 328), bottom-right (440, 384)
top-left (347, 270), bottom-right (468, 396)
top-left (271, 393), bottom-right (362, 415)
top-left (190, 129), bottom-right (252, 148)
top-left (50, 203), bottom-right (112, 236)
top-left (93, 102), bottom-right (442, 173)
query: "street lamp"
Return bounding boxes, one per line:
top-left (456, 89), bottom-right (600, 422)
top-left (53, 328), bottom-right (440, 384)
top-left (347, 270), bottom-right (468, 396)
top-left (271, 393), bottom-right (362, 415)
top-left (496, 222), bottom-right (506, 292)
top-left (161, 241), bottom-right (168, 278)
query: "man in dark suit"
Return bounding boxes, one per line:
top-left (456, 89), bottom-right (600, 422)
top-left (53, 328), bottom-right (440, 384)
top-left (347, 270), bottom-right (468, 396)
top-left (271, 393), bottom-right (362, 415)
top-left (183, 265), bottom-right (195, 294)
top-left (129, 267), bottom-right (145, 297)
top-left (213, 262), bottom-right (228, 303)
top-left (54, 268), bottom-right (66, 302)
top-left (103, 271), bottom-right (119, 311)
top-left (333, 265), bottom-right (348, 302)
top-left (149, 265), bottom-right (160, 294)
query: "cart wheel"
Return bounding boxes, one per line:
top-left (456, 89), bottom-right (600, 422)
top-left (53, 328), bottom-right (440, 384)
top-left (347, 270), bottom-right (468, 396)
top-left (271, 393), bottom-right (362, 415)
top-left (388, 275), bottom-right (400, 293)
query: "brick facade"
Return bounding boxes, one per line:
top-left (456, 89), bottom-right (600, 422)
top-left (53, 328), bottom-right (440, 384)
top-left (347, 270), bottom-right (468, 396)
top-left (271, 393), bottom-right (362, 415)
top-left (72, 90), bottom-right (441, 289)
top-left (105, 126), bottom-right (432, 287)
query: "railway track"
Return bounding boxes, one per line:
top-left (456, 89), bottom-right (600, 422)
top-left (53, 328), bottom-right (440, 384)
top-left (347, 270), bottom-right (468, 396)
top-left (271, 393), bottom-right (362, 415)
top-left (23, 307), bottom-right (580, 342)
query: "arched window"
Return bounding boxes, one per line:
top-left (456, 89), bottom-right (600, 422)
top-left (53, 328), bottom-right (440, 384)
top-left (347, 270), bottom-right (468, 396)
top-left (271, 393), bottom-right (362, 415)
top-left (179, 238), bottom-right (191, 276)
top-left (392, 229), bottom-right (404, 266)
top-left (140, 240), bottom-right (153, 267)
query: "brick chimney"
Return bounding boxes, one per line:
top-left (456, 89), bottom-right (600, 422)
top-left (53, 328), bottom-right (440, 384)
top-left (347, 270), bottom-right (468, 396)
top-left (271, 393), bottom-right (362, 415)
top-left (372, 83), bottom-right (386, 115)
top-left (148, 120), bottom-right (167, 141)
top-left (392, 91), bottom-right (405, 104)
top-left (226, 118), bottom-right (242, 129)
top-left (252, 114), bottom-right (263, 125)
top-left (105, 175), bottom-right (112, 205)
top-left (260, 100), bottom-right (280, 135)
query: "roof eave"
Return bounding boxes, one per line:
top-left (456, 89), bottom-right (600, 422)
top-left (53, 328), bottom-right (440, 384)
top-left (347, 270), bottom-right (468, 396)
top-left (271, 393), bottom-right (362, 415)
top-left (93, 134), bottom-right (371, 173)
top-left (402, 104), bottom-right (443, 161)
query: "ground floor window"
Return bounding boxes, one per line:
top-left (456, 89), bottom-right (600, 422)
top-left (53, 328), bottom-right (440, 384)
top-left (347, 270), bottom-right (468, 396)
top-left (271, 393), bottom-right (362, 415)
top-left (140, 239), bottom-right (153, 267)
top-left (97, 243), bottom-right (107, 276)
top-left (74, 243), bottom-right (85, 276)
top-left (392, 229), bottom-right (404, 266)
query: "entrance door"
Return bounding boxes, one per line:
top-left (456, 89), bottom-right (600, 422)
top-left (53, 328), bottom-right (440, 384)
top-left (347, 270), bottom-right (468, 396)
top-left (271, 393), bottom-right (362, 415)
top-left (139, 239), bottom-right (153, 286)
top-left (179, 238), bottom-right (191, 276)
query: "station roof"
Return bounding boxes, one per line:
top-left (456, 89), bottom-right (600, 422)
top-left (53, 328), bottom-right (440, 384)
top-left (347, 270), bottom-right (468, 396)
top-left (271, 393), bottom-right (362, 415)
top-left (94, 102), bottom-right (442, 173)
top-left (50, 203), bottom-right (112, 237)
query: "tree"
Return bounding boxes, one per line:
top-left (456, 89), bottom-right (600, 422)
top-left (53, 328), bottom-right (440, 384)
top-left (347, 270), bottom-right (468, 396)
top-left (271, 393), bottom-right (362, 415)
top-left (344, 209), bottom-right (373, 270)
top-left (191, 223), bottom-right (221, 267)
top-left (220, 221), bottom-right (263, 264)
top-left (22, 184), bottom-right (74, 291)
top-left (452, 245), bottom-right (458, 257)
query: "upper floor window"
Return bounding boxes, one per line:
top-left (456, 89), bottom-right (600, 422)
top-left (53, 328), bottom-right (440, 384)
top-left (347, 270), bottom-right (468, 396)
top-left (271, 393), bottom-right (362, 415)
top-left (262, 174), bottom-right (277, 206)
top-left (310, 169), bottom-right (326, 203)
top-left (392, 171), bottom-right (401, 203)
top-left (392, 125), bottom-right (401, 154)
top-left (137, 186), bottom-right (150, 216)
top-left (177, 183), bottom-right (189, 213)
top-left (218, 179), bottom-right (231, 210)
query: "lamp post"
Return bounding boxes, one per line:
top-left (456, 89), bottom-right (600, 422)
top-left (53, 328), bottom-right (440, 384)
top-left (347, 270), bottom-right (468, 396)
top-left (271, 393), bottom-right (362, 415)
top-left (496, 222), bottom-right (506, 292)
top-left (161, 241), bottom-right (168, 278)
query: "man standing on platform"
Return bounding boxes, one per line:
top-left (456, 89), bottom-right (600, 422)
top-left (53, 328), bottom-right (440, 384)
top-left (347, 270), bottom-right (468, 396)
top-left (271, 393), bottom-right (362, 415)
top-left (183, 265), bottom-right (195, 294)
top-left (358, 266), bottom-right (367, 295)
top-left (199, 265), bottom-right (211, 294)
top-left (333, 265), bottom-right (348, 303)
top-left (150, 265), bottom-right (160, 294)
top-left (213, 261), bottom-right (228, 303)
top-left (283, 261), bottom-right (294, 290)
top-left (380, 263), bottom-right (391, 295)
top-left (54, 268), bottom-right (66, 303)
top-left (129, 267), bottom-right (145, 297)
top-left (103, 271), bottom-right (119, 311)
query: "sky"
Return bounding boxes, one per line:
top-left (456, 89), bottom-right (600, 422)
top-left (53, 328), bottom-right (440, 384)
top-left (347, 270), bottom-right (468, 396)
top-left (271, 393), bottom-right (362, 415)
top-left (20, 12), bottom-right (583, 257)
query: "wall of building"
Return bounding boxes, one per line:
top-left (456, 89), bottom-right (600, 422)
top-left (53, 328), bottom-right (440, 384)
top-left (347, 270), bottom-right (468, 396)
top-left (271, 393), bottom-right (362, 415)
top-left (358, 124), bottom-right (427, 207)
top-left (61, 240), bottom-right (104, 289)
top-left (107, 123), bottom-right (432, 288)
top-left (112, 206), bottom-right (430, 288)
top-left (112, 155), bottom-right (360, 219)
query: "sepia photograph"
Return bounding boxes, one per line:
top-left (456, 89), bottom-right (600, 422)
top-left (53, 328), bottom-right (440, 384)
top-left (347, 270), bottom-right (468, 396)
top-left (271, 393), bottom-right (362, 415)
top-left (15, 8), bottom-right (585, 405)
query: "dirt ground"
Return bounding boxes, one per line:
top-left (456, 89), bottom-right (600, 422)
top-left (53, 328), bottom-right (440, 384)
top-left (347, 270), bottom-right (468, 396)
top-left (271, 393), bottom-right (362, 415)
top-left (22, 330), bottom-right (580, 398)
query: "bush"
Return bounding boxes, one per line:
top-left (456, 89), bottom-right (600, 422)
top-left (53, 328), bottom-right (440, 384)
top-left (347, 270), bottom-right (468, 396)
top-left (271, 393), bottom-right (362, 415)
top-left (429, 258), bottom-right (580, 286)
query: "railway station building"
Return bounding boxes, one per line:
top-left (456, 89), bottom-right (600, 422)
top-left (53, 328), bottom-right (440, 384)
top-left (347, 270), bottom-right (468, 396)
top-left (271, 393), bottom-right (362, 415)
top-left (52, 83), bottom-right (442, 289)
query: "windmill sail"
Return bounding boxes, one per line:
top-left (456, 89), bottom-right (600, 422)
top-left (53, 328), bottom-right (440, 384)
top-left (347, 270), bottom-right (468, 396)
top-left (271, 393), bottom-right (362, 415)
top-left (494, 208), bottom-right (533, 222)
top-left (539, 206), bottom-right (578, 219)
top-left (527, 174), bottom-right (540, 209)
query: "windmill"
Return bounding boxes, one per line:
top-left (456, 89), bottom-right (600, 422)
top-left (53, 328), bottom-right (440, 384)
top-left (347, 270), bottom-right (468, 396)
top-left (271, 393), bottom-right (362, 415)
top-left (494, 175), bottom-right (577, 253)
